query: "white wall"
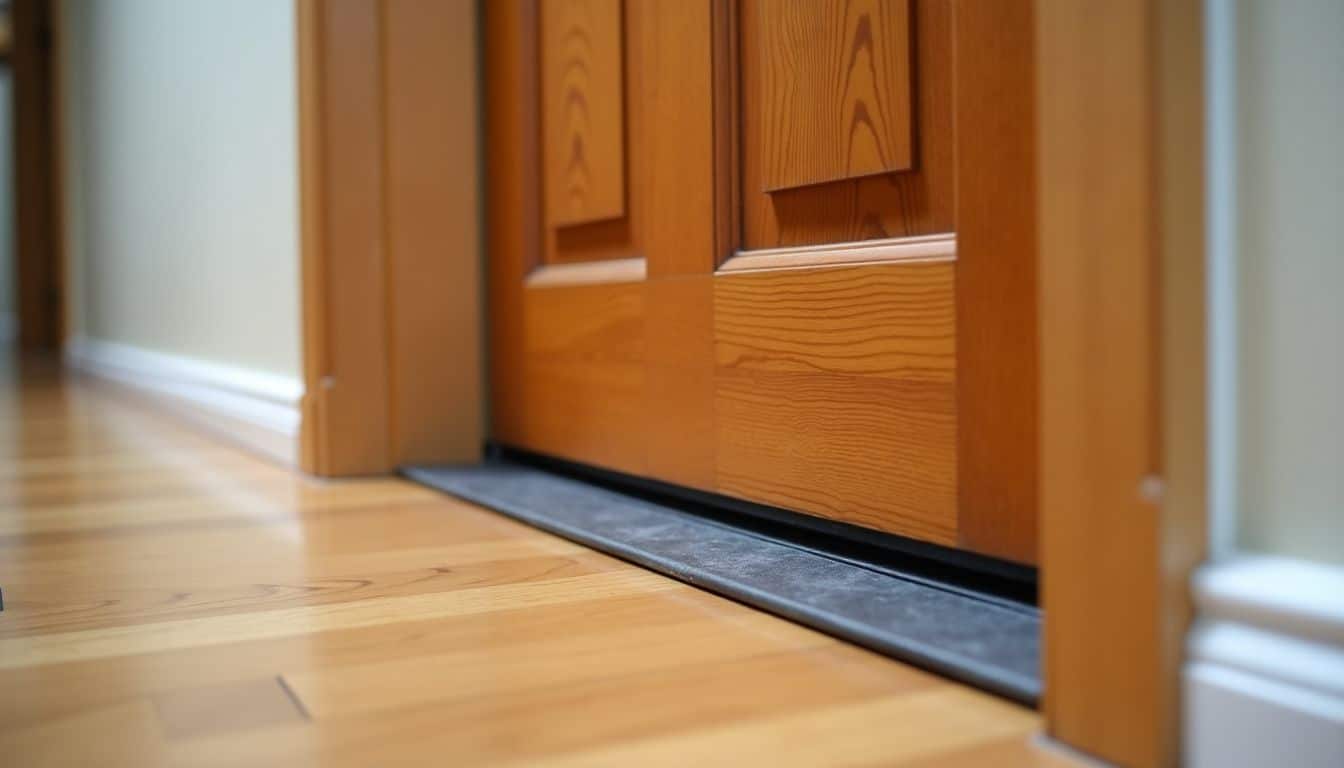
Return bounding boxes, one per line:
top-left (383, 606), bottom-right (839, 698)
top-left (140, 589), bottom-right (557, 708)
top-left (1234, 0), bottom-right (1344, 566)
top-left (61, 0), bottom-right (301, 379)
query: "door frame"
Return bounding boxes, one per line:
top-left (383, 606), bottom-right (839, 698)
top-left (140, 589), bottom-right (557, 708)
top-left (1037, 0), bottom-right (1207, 765)
top-left (304, 0), bottom-right (1212, 762)
top-left (295, 0), bottom-right (485, 475)
top-left (10, 0), bottom-right (65, 351)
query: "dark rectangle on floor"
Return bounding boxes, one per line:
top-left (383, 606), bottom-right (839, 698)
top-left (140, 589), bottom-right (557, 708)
top-left (403, 462), bottom-right (1041, 704)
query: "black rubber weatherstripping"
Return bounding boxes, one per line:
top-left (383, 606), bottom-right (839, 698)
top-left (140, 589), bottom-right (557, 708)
top-left (403, 461), bottom-right (1041, 704)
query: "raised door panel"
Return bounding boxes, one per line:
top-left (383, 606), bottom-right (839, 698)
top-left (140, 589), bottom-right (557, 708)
top-left (495, 0), bottom-right (718, 482)
top-left (542, 0), bottom-right (627, 230)
top-left (756, 0), bottom-right (914, 192)
top-left (717, 0), bottom-right (959, 545)
top-left (540, 0), bottom-right (639, 265)
top-left (741, 0), bottom-right (951, 250)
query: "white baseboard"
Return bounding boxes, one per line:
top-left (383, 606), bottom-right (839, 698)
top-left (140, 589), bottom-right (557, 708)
top-left (64, 336), bottom-right (303, 466)
top-left (1185, 556), bottom-right (1344, 768)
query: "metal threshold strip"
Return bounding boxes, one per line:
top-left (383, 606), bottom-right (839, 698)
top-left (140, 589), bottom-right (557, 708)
top-left (402, 461), bottom-right (1041, 704)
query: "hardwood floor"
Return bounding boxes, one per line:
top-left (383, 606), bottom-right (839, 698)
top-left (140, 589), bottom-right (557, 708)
top-left (0, 358), bottom-right (1070, 766)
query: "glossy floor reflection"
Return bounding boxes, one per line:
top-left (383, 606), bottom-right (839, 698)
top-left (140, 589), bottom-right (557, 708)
top-left (0, 358), bottom-right (1074, 766)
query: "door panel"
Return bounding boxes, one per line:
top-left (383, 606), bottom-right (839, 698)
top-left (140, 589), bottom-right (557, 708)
top-left (752, 0), bottom-right (914, 192)
top-left (952, 0), bottom-right (1039, 562)
top-left (500, 0), bottom-right (718, 483)
top-left (487, 0), bottom-right (1038, 565)
top-left (741, 0), bottom-right (953, 250)
top-left (541, 0), bottom-right (628, 229)
top-left (542, 0), bottom-right (639, 266)
top-left (520, 279), bottom-right (647, 476)
top-left (644, 276), bottom-right (717, 488)
top-left (714, 262), bottom-right (956, 543)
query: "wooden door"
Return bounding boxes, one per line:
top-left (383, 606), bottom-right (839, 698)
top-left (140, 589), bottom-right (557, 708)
top-left (487, 0), bottom-right (1037, 565)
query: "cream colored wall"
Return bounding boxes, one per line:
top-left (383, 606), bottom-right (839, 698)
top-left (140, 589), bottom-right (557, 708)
top-left (61, 0), bottom-right (301, 379)
top-left (1235, 0), bottom-right (1343, 565)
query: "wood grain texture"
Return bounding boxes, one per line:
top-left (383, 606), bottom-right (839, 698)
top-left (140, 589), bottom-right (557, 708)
top-left (638, 0), bottom-right (716, 277)
top-left (297, 0), bottom-right (327, 472)
top-left (485, 0), bottom-right (540, 446)
top-left (644, 276), bottom-right (716, 488)
top-left (953, 1), bottom-right (1039, 564)
top-left (721, 233), bottom-right (954, 272)
top-left (299, 0), bottom-right (485, 475)
top-left (542, 0), bottom-right (628, 228)
top-left (632, 1), bottom-right (718, 485)
top-left (297, 0), bottom-right (393, 475)
top-left (712, 1), bottom-right (742, 265)
top-left (1039, 2), bottom-right (1159, 755)
top-left (714, 263), bottom-right (957, 544)
top-left (494, 0), bottom-right (720, 484)
top-left (541, 0), bottom-right (641, 267)
top-left (519, 281), bottom-right (647, 477)
top-left (754, 0), bottom-right (913, 192)
top-left (382, 0), bottom-right (484, 465)
top-left (541, 0), bottom-right (716, 272)
top-left (1037, 0), bottom-right (1206, 764)
top-left (490, 0), bottom-right (1046, 561)
top-left (0, 361), bottom-right (1072, 767)
top-left (741, 0), bottom-right (952, 249)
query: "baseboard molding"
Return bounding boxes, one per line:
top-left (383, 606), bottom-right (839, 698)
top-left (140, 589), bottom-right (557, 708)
top-left (64, 336), bottom-right (303, 466)
top-left (1184, 556), bottom-right (1344, 768)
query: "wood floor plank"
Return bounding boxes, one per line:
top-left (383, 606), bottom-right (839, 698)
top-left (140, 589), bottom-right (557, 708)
top-left (0, 570), bottom-right (680, 669)
top-left (167, 646), bottom-right (940, 767)
top-left (283, 611), bottom-right (834, 718)
top-left (152, 677), bottom-right (309, 740)
top-left (519, 688), bottom-right (1038, 768)
top-left (1, 551), bottom-right (613, 637)
top-left (0, 362), bottom-right (1068, 766)
top-left (0, 698), bottom-right (167, 768)
top-left (1, 591), bottom-right (749, 730)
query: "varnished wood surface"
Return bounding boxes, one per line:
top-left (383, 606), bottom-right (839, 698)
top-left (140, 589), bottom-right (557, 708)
top-left (485, 0), bottom-right (540, 446)
top-left (490, 1), bottom-right (1041, 562)
top-left (1037, 0), bottom-right (1206, 764)
top-left (526, 257), bottom-right (648, 287)
top-left (297, 0), bottom-right (393, 475)
top-left (741, 0), bottom-right (953, 249)
top-left (643, 276), bottom-right (717, 488)
top-left (542, 0), bottom-right (627, 229)
top-left (520, 280), bottom-right (647, 476)
top-left (953, 0), bottom-right (1039, 564)
top-left (720, 233), bottom-right (954, 272)
top-left (714, 262), bottom-right (957, 543)
top-left (382, 0), bottom-right (485, 466)
top-left (753, 0), bottom-right (913, 191)
top-left (0, 361), bottom-right (1070, 766)
top-left (298, 0), bottom-right (483, 475)
top-left (640, 0), bottom-right (718, 278)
